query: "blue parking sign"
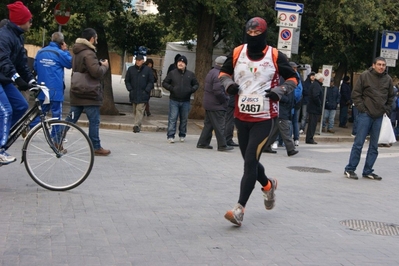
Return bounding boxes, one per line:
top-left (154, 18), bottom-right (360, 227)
top-left (381, 31), bottom-right (399, 50)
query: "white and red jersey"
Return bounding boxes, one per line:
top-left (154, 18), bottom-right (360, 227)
top-left (233, 44), bottom-right (280, 122)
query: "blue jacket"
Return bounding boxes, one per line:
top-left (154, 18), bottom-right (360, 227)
top-left (125, 64), bottom-right (154, 103)
top-left (293, 71), bottom-right (303, 109)
top-left (34, 42), bottom-right (72, 101)
top-left (0, 22), bottom-right (34, 85)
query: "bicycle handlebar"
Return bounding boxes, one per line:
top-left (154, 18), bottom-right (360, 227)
top-left (30, 84), bottom-right (50, 104)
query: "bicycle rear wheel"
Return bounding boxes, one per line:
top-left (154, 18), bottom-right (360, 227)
top-left (23, 120), bottom-right (94, 191)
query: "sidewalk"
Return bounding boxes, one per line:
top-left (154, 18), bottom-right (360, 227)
top-left (61, 70), bottom-right (356, 142)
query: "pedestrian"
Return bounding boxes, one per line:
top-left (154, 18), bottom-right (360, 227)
top-left (224, 95), bottom-right (239, 146)
top-left (322, 80), bottom-right (340, 133)
top-left (66, 28), bottom-right (111, 156)
top-left (197, 56), bottom-right (233, 151)
top-left (0, 1), bottom-right (36, 165)
top-left (289, 62), bottom-right (303, 146)
top-left (143, 58), bottom-right (158, 116)
top-left (125, 55), bottom-right (154, 133)
top-left (162, 55), bottom-right (199, 143)
top-left (30, 32), bottom-right (72, 133)
top-left (299, 71), bottom-right (315, 134)
top-left (167, 54), bottom-right (181, 74)
top-left (305, 73), bottom-right (324, 144)
top-left (339, 76), bottom-right (351, 128)
top-left (219, 17), bottom-right (298, 226)
top-left (344, 57), bottom-right (395, 180)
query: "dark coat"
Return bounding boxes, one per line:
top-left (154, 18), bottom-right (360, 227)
top-left (162, 68), bottom-right (199, 102)
top-left (0, 22), bottom-right (34, 85)
top-left (325, 86), bottom-right (340, 110)
top-left (302, 75), bottom-right (313, 105)
top-left (125, 64), bottom-right (154, 104)
top-left (70, 38), bottom-right (108, 106)
top-left (203, 65), bottom-right (228, 111)
top-left (278, 90), bottom-right (295, 120)
top-left (307, 80), bottom-right (323, 115)
top-left (340, 81), bottom-right (352, 106)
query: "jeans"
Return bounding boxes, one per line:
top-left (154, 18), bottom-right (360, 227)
top-left (345, 112), bottom-right (383, 175)
top-left (351, 106), bottom-right (359, 135)
top-left (167, 99), bottom-right (190, 139)
top-left (0, 83), bottom-right (29, 148)
top-left (66, 105), bottom-right (102, 150)
top-left (30, 101), bottom-right (63, 138)
top-left (322, 109), bottom-right (336, 129)
top-left (300, 104), bottom-right (307, 130)
top-left (292, 108), bottom-right (300, 140)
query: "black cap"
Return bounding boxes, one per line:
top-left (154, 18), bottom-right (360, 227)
top-left (177, 55), bottom-right (188, 65)
top-left (136, 55), bottom-right (144, 61)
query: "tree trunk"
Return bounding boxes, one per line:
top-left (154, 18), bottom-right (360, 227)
top-left (334, 62), bottom-right (347, 87)
top-left (93, 23), bottom-right (120, 115)
top-left (188, 6), bottom-right (215, 119)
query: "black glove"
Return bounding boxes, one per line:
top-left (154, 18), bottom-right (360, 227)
top-left (226, 83), bottom-right (239, 95)
top-left (266, 90), bottom-right (280, 101)
top-left (15, 77), bottom-right (30, 91)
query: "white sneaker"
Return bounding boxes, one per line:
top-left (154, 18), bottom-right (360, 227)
top-left (0, 149), bottom-right (17, 165)
top-left (271, 141), bottom-right (278, 149)
top-left (180, 137), bottom-right (185, 142)
top-left (224, 203), bottom-right (245, 226)
top-left (167, 138), bottom-right (175, 143)
top-left (294, 140), bottom-right (299, 146)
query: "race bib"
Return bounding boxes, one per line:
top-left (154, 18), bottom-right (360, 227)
top-left (238, 94), bottom-right (264, 114)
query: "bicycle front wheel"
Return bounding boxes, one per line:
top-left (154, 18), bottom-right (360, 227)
top-left (23, 120), bottom-right (94, 191)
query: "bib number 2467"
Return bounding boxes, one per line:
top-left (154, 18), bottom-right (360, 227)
top-left (238, 94), bottom-right (264, 114)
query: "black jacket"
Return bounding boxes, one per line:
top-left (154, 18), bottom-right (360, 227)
top-left (307, 80), bottom-right (324, 115)
top-left (125, 64), bottom-right (154, 103)
top-left (162, 68), bottom-right (199, 102)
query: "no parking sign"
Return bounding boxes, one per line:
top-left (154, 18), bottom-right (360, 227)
top-left (277, 27), bottom-right (293, 50)
top-left (322, 65), bottom-right (333, 87)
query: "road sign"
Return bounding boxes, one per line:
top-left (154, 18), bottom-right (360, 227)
top-left (322, 65), bottom-right (333, 87)
top-left (275, 1), bottom-right (304, 14)
top-left (276, 11), bottom-right (299, 28)
top-left (278, 27), bottom-right (293, 50)
top-left (380, 31), bottom-right (399, 59)
top-left (291, 16), bottom-right (302, 54)
top-left (385, 58), bottom-right (396, 67)
top-left (54, 2), bottom-right (71, 25)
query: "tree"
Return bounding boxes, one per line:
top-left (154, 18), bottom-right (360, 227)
top-left (153, 0), bottom-right (271, 119)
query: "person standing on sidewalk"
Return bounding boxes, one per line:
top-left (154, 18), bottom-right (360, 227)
top-left (299, 71), bottom-right (315, 134)
top-left (344, 57), bottom-right (395, 180)
top-left (290, 62), bottom-right (303, 146)
top-left (66, 28), bottom-right (111, 156)
top-left (162, 55), bottom-right (199, 143)
top-left (305, 73), bottom-right (324, 144)
top-left (224, 95), bottom-right (239, 146)
top-left (219, 17), bottom-right (298, 226)
top-left (125, 55), bottom-right (154, 133)
top-left (31, 32), bottom-right (72, 132)
top-left (0, 1), bottom-right (36, 165)
top-left (339, 76), bottom-right (352, 128)
top-left (143, 58), bottom-right (158, 117)
top-left (322, 80), bottom-right (340, 133)
top-left (197, 56), bottom-right (232, 151)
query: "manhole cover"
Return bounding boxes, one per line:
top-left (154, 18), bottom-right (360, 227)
top-left (287, 166), bottom-right (331, 173)
top-left (340, 220), bottom-right (399, 236)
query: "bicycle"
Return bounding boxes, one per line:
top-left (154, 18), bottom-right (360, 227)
top-left (0, 84), bottom-right (94, 191)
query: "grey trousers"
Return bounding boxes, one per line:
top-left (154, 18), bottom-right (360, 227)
top-left (197, 110), bottom-right (227, 148)
top-left (265, 118), bottom-right (295, 152)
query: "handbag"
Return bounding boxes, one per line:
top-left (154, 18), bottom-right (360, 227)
top-left (378, 114), bottom-right (396, 144)
top-left (150, 87), bottom-right (163, 98)
top-left (70, 71), bottom-right (101, 100)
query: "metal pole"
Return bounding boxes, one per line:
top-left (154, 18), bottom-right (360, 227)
top-left (318, 86), bottom-right (328, 135)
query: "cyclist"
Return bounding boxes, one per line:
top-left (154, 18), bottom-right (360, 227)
top-left (0, 1), bottom-right (37, 165)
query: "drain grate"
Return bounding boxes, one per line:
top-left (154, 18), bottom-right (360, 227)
top-left (287, 166), bottom-right (331, 173)
top-left (340, 220), bottom-right (399, 236)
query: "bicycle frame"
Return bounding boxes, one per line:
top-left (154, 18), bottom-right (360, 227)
top-left (4, 86), bottom-right (63, 160)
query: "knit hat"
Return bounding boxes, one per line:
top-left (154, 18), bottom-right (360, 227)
top-left (314, 73), bottom-right (324, 80)
top-left (245, 17), bottom-right (267, 33)
top-left (215, 56), bottom-right (227, 65)
top-left (177, 55), bottom-right (188, 65)
top-left (7, 1), bottom-right (32, 25)
top-left (343, 75), bottom-right (350, 82)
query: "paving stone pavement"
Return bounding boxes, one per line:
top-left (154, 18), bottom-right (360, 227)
top-left (1, 128), bottom-right (399, 265)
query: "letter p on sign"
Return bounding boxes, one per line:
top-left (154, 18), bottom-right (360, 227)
top-left (382, 31), bottom-right (399, 50)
